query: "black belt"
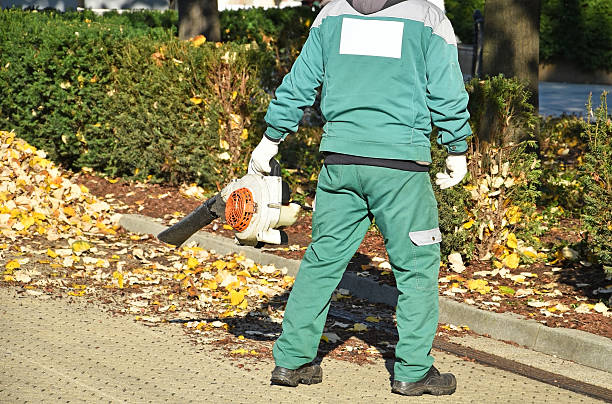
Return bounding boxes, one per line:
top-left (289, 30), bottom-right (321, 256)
top-left (323, 152), bottom-right (430, 172)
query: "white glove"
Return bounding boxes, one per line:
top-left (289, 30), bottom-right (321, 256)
top-left (248, 136), bottom-right (279, 175)
top-left (435, 155), bottom-right (467, 189)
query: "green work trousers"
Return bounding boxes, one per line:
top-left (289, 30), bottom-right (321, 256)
top-left (273, 164), bottom-right (442, 382)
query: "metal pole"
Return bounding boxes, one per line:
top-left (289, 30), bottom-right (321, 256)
top-left (472, 9), bottom-right (484, 78)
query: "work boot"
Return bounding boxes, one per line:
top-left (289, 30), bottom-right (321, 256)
top-left (392, 366), bottom-right (456, 396)
top-left (270, 363), bottom-right (323, 387)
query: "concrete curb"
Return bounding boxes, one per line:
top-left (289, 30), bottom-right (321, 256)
top-left (120, 213), bottom-right (612, 373)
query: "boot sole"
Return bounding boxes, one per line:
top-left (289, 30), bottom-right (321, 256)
top-left (392, 385), bottom-right (457, 396)
top-left (270, 369), bottom-right (323, 387)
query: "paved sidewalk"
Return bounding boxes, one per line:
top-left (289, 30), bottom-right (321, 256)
top-left (0, 289), bottom-right (605, 403)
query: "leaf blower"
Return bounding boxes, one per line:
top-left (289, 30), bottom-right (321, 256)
top-left (157, 159), bottom-right (302, 247)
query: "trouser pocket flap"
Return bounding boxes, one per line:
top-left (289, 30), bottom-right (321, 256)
top-left (409, 228), bottom-right (442, 246)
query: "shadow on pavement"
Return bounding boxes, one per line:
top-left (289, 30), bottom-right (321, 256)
top-left (177, 287), bottom-right (399, 384)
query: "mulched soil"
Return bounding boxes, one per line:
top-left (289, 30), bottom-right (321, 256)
top-left (75, 172), bottom-right (612, 340)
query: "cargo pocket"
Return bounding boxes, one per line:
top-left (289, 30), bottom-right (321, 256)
top-left (408, 227), bottom-right (442, 290)
top-left (408, 228), bottom-right (442, 246)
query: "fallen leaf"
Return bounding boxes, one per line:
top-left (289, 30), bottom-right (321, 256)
top-left (506, 233), bottom-right (518, 249)
top-left (593, 302), bottom-right (608, 314)
top-left (503, 253), bottom-right (520, 269)
top-left (321, 332), bottom-right (340, 343)
top-left (5, 260), bottom-right (20, 270)
top-left (349, 323), bottom-right (368, 332)
top-left (448, 252), bottom-right (465, 273)
top-left (498, 286), bottom-right (515, 295)
top-left (466, 279), bottom-right (491, 294)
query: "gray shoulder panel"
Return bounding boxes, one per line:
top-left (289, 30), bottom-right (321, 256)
top-left (312, 0), bottom-right (455, 45)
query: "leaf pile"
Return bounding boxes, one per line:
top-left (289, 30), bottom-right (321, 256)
top-left (0, 130), bottom-right (120, 241)
top-left (0, 131), bottom-right (296, 341)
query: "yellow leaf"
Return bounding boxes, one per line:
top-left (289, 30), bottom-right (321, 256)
top-left (365, 316), bottom-right (380, 323)
top-left (237, 299), bottom-right (248, 310)
top-left (506, 206), bottom-right (522, 224)
top-left (190, 34), bottom-right (206, 47)
top-left (112, 271), bottom-right (124, 289)
top-left (230, 348), bottom-right (248, 355)
top-left (350, 323), bottom-right (368, 332)
top-left (187, 257), bottom-right (199, 269)
top-left (5, 260), bottom-right (20, 270)
top-left (190, 97), bottom-right (203, 105)
top-left (240, 128), bottom-right (248, 140)
top-left (231, 91), bottom-right (238, 100)
top-left (223, 224), bottom-right (233, 230)
top-left (63, 206), bottom-right (76, 216)
top-left (21, 216), bottom-right (35, 230)
top-left (71, 240), bottom-right (91, 254)
top-left (212, 260), bottom-right (226, 270)
top-left (107, 178), bottom-right (119, 184)
top-left (320, 335), bottom-right (329, 342)
top-left (462, 219), bottom-right (475, 229)
top-left (4, 275), bottom-right (14, 282)
top-left (503, 253), bottom-right (520, 269)
top-left (507, 233), bottom-right (518, 249)
top-left (466, 279), bottom-right (491, 294)
top-left (229, 289), bottom-right (245, 306)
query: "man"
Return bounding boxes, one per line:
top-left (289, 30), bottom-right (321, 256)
top-left (248, 0), bottom-right (470, 396)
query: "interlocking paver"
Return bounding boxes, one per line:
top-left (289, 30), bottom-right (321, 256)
top-left (0, 289), bottom-right (605, 403)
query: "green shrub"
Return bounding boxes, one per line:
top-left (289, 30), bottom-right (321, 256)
top-left (538, 116), bottom-right (585, 212)
top-left (464, 76), bottom-right (542, 262)
top-left (0, 9), bottom-right (164, 167)
top-left (429, 137), bottom-right (475, 260)
top-left (540, 0), bottom-right (612, 71)
top-left (100, 39), bottom-right (270, 185)
top-left (0, 9), bottom-right (270, 188)
top-left (220, 7), bottom-right (316, 88)
top-left (579, 94), bottom-right (612, 274)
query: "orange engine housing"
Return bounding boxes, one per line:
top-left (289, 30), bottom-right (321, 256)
top-left (225, 187), bottom-right (256, 232)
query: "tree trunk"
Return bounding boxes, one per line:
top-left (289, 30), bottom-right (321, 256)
top-left (177, 0), bottom-right (221, 42)
top-left (482, 0), bottom-right (541, 111)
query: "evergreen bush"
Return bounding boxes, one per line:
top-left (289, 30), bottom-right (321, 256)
top-left (579, 94), bottom-right (612, 274)
top-left (464, 76), bottom-right (542, 262)
top-left (0, 10), bottom-right (270, 189)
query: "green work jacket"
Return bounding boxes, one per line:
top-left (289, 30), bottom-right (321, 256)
top-left (264, 0), bottom-right (472, 162)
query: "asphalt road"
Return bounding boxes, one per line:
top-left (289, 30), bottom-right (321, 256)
top-left (539, 82), bottom-right (611, 117)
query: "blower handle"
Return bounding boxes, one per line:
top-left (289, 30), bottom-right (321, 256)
top-left (269, 158), bottom-right (281, 177)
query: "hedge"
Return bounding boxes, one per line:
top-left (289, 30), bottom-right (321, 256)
top-left (0, 9), bottom-right (271, 189)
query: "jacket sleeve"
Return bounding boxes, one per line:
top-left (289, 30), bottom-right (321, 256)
top-left (264, 26), bottom-right (324, 141)
top-left (425, 17), bottom-right (472, 155)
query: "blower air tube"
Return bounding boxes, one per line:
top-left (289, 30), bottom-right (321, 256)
top-left (157, 193), bottom-right (222, 247)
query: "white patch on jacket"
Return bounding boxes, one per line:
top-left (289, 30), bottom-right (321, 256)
top-left (339, 17), bottom-right (404, 59)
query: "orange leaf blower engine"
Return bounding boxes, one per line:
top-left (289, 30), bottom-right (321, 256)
top-left (157, 159), bottom-right (302, 247)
